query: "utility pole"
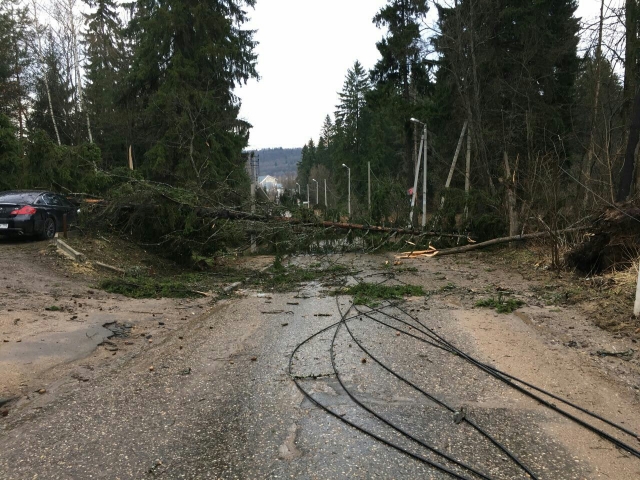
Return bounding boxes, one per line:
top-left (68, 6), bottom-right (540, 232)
top-left (368, 161), bottom-right (371, 213)
top-left (441, 121), bottom-right (468, 209)
top-left (422, 124), bottom-right (428, 228)
top-left (342, 164), bottom-right (351, 218)
top-left (250, 182), bottom-right (256, 253)
top-left (312, 179), bottom-right (318, 205)
top-left (409, 118), bottom-right (426, 226)
top-left (307, 184), bottom-right (310, 209)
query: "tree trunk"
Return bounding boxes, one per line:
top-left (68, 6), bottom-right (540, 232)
top-left (617, 89), bottom-right (640, 202)
top-left (68, 0), bottom-right (93, 144)
top-left (623, 0), bottom-right (639, 123)
top-left (503, 151), bottom-right (519, 237)
top-left (33, 2), bottom-right (62, 146)
top-left (581, 0), bottom-right (605, 207)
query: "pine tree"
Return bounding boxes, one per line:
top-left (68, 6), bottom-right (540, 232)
top-left (82, 0), bottom-right (126, 167)
top-left (0, 113), bottom-right (21, 190)
top-left (335, 61), bottom-right (370, 154)
top-left (371, 0), bottom-right (429, 183)
top-left (126, 0), bottom-right (258, 186)
top-left (0, 0), bottom-right (33, 140)
top-left (297, 139), bottom-right (316, 188)
top-left (371, 0), bottom-right (429, 101)
top-left (434, 0), bottom-right (579, 186)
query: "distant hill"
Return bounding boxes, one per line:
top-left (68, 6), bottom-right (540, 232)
top-left (253, 147), bottom-right (301, 178)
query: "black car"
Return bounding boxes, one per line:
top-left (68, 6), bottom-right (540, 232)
top-left (0, 190), bottom-right (79, 239)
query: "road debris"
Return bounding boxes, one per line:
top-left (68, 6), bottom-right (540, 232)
top-left (596, 349), bottom-right (634, 359)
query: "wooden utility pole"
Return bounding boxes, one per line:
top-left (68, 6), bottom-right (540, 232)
top-left (128, 145), bottom-right (134, 170)
top-left (441, 121), bottom-right (468, 209)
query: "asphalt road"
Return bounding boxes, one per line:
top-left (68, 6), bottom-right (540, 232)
top-left (1, 261), bottom-right (639, 479)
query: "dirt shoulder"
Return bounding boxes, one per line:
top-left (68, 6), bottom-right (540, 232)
top-left (387, 247), bottom-right (640, 392)
top-left (0, 236), bottom-right (217, 414)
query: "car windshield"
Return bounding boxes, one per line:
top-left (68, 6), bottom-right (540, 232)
top-left (0, 192), bottom-right (41, 204)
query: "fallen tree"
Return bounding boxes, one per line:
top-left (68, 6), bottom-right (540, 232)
top-left (396, 227), bottom-right (586, 259)
top-left (566, 203), bottom-right (640, 274)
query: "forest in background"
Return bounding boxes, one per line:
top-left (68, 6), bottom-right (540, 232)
top-left (2, 0), bottom-right (640, 263)
top-left (296, 0), bottom-right (640, 244)
top-left (255, 147), bottom-right (300, 178)
top-left (0, 0), bottom-right (256, 192)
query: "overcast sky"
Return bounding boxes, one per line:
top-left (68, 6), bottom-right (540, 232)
top-left (238, 0), bottom-right (604, 150)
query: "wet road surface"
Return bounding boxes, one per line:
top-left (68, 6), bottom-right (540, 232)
top-left (1, 263), bottom-right (639, 479)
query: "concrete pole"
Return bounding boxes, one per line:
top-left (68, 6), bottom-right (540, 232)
top-left (347, 167), bottom-right (351, 217)
top-left (422, 124), bottom-right (427, 229)
top-left (409, 134), bottom-right (424, 226)
top-left (315, 180), bottom-right (319, 205)
top-left (307, 184), bottom-right (310, 209)
top-left (250, 182), bottom-right (256, 253)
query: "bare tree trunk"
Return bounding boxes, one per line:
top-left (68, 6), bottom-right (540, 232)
top-left (67, 0), bottom-right (93, 144)
top-left (16, 68), bottom-right (24, 140)
top-left (582, 0), bottom-right (606, 207)
top-left (464, 124), bottom-right (471, 220)
top-left (503, 151), bottom-right (519, 237)
top-left (618, 89), bottom-right (640, 201)
top-left (467, 0), bottom-right (495, 196)
top-left (33, 2), bottom-right (61, 146)
top-left (624, 0), bottom-right (638, 123)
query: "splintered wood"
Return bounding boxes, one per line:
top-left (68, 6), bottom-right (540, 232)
top-left (395, 247), bottom-right (438, 259)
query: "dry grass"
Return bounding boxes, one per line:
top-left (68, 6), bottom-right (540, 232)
top-left (475, 240), bottom-right (640, 336)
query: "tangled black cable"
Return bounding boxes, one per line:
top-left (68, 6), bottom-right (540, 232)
top-left (289, 295), bottom-right (640, 479)
top-left (369, 302), bottom-right (640, 459)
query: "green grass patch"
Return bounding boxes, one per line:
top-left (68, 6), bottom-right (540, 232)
top-left (440, 282), bottom-right (456, 292)
top-left (250, 263), bottom-right (351, 292)
top-left (100, 277), bottom-right (201, 299)
top-left (340, 283), bottom-right (425, 306)
top-left (475, 294), bottom-right (524, 314)
top-left (98, 260), bottom-right (353, 298)
top-left (45, 305), bottom-right (62, 311)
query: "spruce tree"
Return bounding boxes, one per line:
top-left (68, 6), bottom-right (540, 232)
top-left (126, 0), bottom-right (258, 187)
top-left (82, 0), bottom-right (126, 168)
top-left (371, 0), bottom-right (429, 101)
top-left (335, 61), bottom-right (370, 154)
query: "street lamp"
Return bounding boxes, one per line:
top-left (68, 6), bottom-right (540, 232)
top-left (409, 118), bottom-right (428, 228)
top-left (342, 164), bottom-right (351, 218)
top-left (312, 178), bottom-right (318, 205)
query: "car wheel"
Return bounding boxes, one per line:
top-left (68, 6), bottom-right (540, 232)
top-left (40, 217), bottom-right (56, 240)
